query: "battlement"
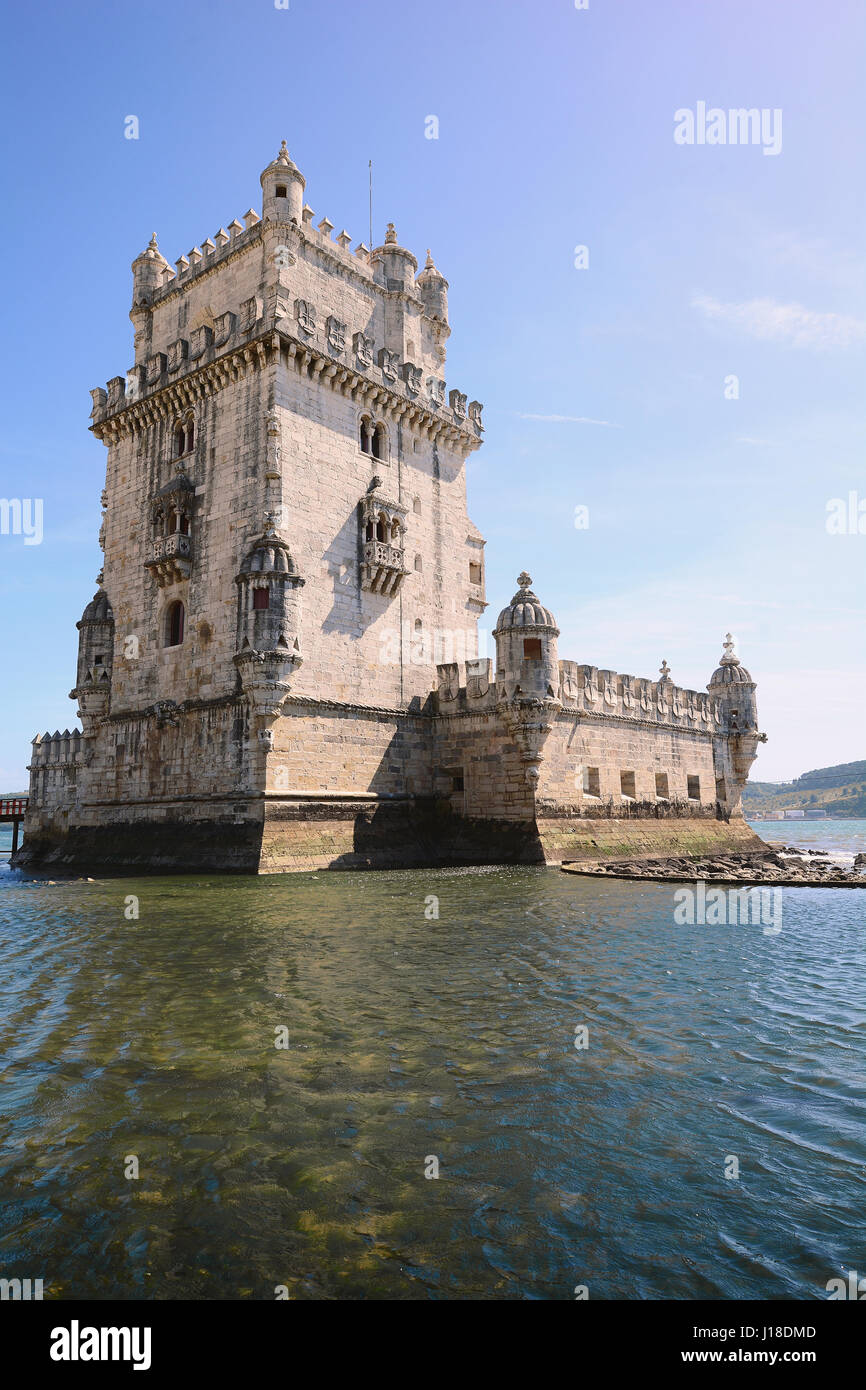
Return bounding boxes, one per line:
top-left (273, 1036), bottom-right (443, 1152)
top-left (435, 655), bottom-right (735, 731)
top-left (29, 729), bottom-right (84, 767)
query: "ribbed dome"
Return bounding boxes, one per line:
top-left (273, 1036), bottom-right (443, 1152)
top-left (80, 590), bottom-right (113, 623)
top-left (709, 662), bottom-right (753, 686)
top-left (239, 532), bottom-right (299, 577)
top-left (708, 634), bottom-right (752, 686)
top-left (494, 572), bottom-right (558, 633)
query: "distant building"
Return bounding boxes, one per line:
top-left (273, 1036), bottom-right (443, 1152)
top-left (804, 808), bottom-right (827, 819)
top-left (783, 809), bottom-right (806, 819)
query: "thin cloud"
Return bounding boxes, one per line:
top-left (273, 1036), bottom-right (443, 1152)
top-left (516, 413), bottom-right (621, 427)
top-left (691, 293), bottom-right (866, 350)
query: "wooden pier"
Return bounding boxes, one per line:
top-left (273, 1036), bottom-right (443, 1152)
top-left (0, 798), bottom-right (28, 857)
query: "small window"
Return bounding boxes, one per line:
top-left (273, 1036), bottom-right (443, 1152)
top-left (173, 425), bottom-right (185, 457)
top-left (165, 601), bottom-right (185, 647)
top-left (252, 587), bottom-right (270, 611)
top-left (582, 766), bottom-right (600, 798)
top-left (275, 184), bottom-right (287, 198)
top-left (413, 497), bottom-right (421, 514)
top-left (414, 555), bottom-right (423, 572)
top-left (523, 638), bottom-right (542, 661)
top-left (94, 654), bottom-right (103, 666)
top-left (451, 772), bottom-right (464, 793)
top-left (715, 778), bottom-right (727, 803)
top-left (469, 561), bottom-right (482, 585)
top-left (655, 773), bottom-right (669, 799)
top-left (185, 421), bottom-right (194, 453)
top-left (687, 775), bottom-right (701, 801)
top-left (359, 417), bottom-right (371, 454)
top-left (372, 423), bottom-right (386, 460)
top-left (620, 770), bottom-right (636, 800)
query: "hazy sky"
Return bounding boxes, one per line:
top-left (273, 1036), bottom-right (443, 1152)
top-left (1, 0), bottom-right (863, 784)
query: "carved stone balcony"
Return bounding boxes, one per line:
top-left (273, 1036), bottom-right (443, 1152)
top-left (362, 539), bottom-right (406, 595)
top-left (146, 532), bottom-right (192, 586)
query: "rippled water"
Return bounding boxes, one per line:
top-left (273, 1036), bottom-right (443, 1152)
top-left (0, 826), bottom-right (864, 1299)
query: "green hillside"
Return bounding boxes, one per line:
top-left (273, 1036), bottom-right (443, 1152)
top-left (744, 760), bottom-right (866, 817)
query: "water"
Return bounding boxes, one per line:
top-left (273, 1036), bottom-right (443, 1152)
top-left (0, 822), bottom-right (864, 1300)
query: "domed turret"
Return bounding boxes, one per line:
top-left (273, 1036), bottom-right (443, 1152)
top-left (707, 633), bottom-right (757, 730)
top-left (72, 588), bottom-right (115, 733)
top-left (372, 223), bottom-right (417, 293)
top-left (234, 520), bottom-right (305, 724)
top-left (260, 140), bottom-right (306, 225)
top-left (494, 572), bottom-right (560, 702)
top-left (416, 249), bottom-right (449, 324)
top-left (131, 233), bottom-right (170, 306)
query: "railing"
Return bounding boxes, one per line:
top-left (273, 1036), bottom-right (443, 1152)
top-left (150, 533), bottom-right (192, 562)
top-left (364, 540), bottom-right (404, 569)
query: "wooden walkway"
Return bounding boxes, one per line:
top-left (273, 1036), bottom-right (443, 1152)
top-left (0, 798), bottom-right (28, 857)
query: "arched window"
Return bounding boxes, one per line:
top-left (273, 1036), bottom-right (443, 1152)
top-left (365, 518), bottom-right (374, 541)
top-left (390, 518), bottom-right (401, 542)
top-left (376, 513), bottom-right (386, 542)
top-left (252, 587), bottom-right (270, 611)
top-left (372, 423), bottom-right (386, 460)
top-left (359, 416), bottom-right (372, 454)
top-left (165, 601), bottom-right (185, 647)
top-left (172, 415), bottom-right (195, 459)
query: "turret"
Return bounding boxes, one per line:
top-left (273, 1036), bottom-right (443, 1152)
top-left (70, 587), bottom-right (114, 734)
top-left (234, 521), bottom-right (305, 739)
top-left (131, 233), bottom-right (170, 307)
top-left (707, 633), bottom-right (758, 731)
top-left (373, 222), bottom-right (417, 293)
top-left (493, 573), bottom-right (561, 791)
top-left (708, 633), bottom-right (765, 814)
top-left (260, 140), bottom-right (305, 225)
top-left (416, 249), bottom-right (449, 325)
top-left (494, 572), bottom-right (560, 703)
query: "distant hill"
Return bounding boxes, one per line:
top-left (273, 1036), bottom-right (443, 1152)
top-left (744, 760), bottom-right (866, 818)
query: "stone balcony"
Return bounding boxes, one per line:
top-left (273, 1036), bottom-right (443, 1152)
top-left (361, 539), bottom-right (406, 596)
top-left (145, 532), bottom-right (192, 586)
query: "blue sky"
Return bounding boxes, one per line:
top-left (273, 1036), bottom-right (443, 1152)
top-left (1, 0), bottom-right (863, 784)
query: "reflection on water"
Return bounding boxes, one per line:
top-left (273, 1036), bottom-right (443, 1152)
top-left (0, 831), bottom-right (864, 1299)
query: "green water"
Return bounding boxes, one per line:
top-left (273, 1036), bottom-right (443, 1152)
top-left (1, 827), bottom-right (864, 1299)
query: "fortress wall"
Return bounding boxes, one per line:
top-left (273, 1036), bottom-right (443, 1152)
top-left (268, 701), bottom-right (434, 797)
top-left (540, 715), bottom-right (719, 808)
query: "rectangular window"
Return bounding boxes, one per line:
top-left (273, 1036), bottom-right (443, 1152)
top-left (620, 770), bottom-right (636, 800)
top-left (469, 561), bottom-right (482, 585)
top-left (687, 775), bottom-right (701, 801)
top-left (655, 773), bottom-right (669, 799)
top-left (523, 638), bottom-right (542, 661)
top-left (252, 587), bottom-right (270, 611)
top-left (582, 766), bottom-right (600, 797)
